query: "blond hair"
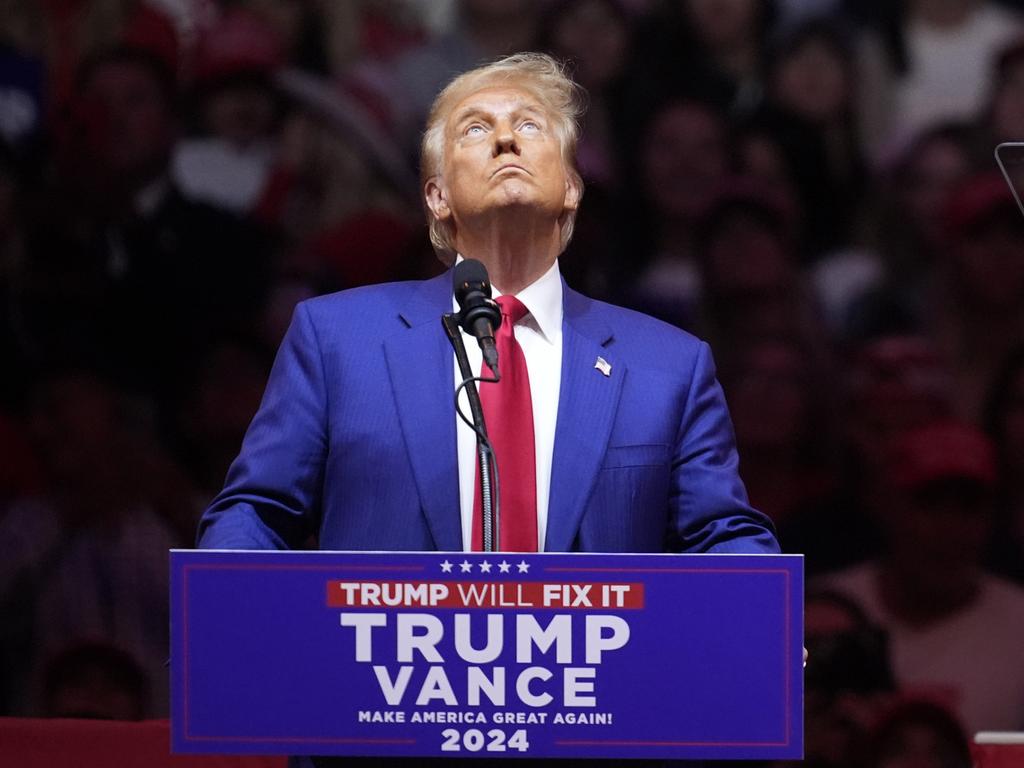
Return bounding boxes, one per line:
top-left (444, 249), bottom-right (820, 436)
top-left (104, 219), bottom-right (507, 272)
top-left (421, 52), bottom-right (586, 263)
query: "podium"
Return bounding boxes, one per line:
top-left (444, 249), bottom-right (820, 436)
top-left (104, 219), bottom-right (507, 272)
top-left (171, 550), bottom-right (803, 761)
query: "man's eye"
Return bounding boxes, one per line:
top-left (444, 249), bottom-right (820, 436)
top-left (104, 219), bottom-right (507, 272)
top-left (520, 121), bottom-right (540, 132)
top-left (465, 124), bottom-right (486, 136)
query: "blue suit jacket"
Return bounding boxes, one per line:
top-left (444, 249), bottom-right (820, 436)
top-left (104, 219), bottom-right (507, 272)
top-left (197, 270), bottom-right (778, 554)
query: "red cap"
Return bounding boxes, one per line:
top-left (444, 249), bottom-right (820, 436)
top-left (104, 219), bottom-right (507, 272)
top-left (943, 172), bottom-right (1018, 238)
top-left (121, 5), bottom-right (180, 73)
top-left (888, 422), bottom-right (997, 490)
top-left (194, 9), bottom-right (284, 83)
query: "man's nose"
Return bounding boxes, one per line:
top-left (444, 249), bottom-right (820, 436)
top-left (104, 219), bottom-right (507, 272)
top-left (492, 123), bottom-right (520, 156)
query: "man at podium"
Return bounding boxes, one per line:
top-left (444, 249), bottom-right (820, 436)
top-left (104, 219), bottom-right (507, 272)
top-left (197, 52), bottom-right (778, 560)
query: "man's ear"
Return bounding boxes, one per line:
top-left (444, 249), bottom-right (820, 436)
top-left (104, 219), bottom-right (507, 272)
top-left (424, 178), bottom-right (451, 221)
top-left (564, 176), bottom-right (582, 212)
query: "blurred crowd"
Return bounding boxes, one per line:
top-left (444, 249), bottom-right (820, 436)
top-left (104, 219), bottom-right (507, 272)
top-left (2, 0), bottom-right (1024, 765)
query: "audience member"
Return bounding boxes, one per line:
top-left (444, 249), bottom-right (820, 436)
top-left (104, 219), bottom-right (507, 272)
top-left (172, 8), bottom-right (285, 214)
top-left (756, 15), bottom-right (867, 261)
top-left (0, 0), bottom-right (172, 116)
top-left (840, 122), bottom-right (979, 342)
top-left (256, 72), bottom-right (422, 273)
top-left (27, 44), bottom-right (270, 409)
top-left (0, 370), bottom-right (178, 716)
top-left (801, 589), bottom-right (896, 768)
top-left (627, 99), bottom-right (732, 325)
top-left (983, 343), bottom-right (1024, 583)
top-left (718, 336), bottom-right (839, 536)
top-left (818, 421), bottom-right (1024, 732)
top-left (173, 340), bottom-right (272, 527)
top-left (42, 641), bottom-right (149, 721)
top-left (299, 209), bottom-right (425, 291)
top-left (691, 177), bottom-right (814, 351)
top-left (626, 0), bottom-right (775, 122)
top-left (867, 698), bottom-right (973, 768)
top-left (927, 171), bottom-right (1024, 422)
top-left (233, 0), bottom-right (358, 77)
top-left (857, 0), bottom-right (1023, 163)
top-left (844, 334), bottom-right (954, 473)
top-left (734, 121), bottom-right (799, 203)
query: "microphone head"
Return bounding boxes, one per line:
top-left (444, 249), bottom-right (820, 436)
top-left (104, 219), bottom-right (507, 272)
top-left (452, 259), bottom-right (502, 336)
top-left (453, 258), bottom-right (491, 305)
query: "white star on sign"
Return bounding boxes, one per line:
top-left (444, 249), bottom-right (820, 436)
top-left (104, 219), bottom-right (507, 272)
top-left (440, 560), bottom-right (453, 573)
top-left (479, 561), bottom-right (493, 573)
top-left (460, 560), bottom-right (473, 573)
top-left (517, 560), bottom-right (530, 573)
top-left (498, 561), bottom-right (512, 573)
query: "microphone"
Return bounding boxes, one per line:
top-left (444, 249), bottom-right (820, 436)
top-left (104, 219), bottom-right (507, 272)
top-left (452, 259), bottom-right (502, 377)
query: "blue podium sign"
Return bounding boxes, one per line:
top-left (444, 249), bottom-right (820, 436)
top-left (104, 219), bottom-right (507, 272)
top-left (171, 550), bottom-right (803, 760)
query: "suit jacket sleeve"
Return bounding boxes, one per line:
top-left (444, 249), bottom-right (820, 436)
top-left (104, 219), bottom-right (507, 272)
top-left (670, 341), bottom-right (780, 554)
top-left (196, 302), bottom-right (327, 549)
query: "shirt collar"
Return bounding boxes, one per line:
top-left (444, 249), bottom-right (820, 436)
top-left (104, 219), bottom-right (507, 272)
top-left (454, 256), bottom-right (563, 344)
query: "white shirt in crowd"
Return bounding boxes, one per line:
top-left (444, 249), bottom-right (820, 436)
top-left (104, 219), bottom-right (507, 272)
top-left (859, 3), bottom-right (1023, 163)
top-left (819, 562), bottom-right (1024, 733)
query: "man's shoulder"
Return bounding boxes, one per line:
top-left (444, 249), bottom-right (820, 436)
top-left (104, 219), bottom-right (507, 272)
top-left (292, 277), bottom-right (712, 369)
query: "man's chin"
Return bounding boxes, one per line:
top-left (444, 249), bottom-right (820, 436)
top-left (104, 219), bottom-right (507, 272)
top-left (489, 186), bottom-right (565, 215)
top-left (492, 177), bottom-right (536, 200)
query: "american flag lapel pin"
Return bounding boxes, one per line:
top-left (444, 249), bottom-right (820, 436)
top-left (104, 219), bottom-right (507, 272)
top-left (594, 356), bottom-right (612, 377)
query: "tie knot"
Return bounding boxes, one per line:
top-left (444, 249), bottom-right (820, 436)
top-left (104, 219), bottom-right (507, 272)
top-left (496, 295), bottom-right (529, 325)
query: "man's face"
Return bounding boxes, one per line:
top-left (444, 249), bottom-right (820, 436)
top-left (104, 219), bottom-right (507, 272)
top-left (642, 103), bottom-right (727, 220)
top-left (882, 477), bottom-right (993, 595)
top-left (952, 213), bottom-right (1024, 310)
top-left (78, 60), bottom-right (174, 182)
top-left (426, 85), bottom-right (579, 239)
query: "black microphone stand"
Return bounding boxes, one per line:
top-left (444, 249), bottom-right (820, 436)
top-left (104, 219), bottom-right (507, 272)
top-left (442, 313), bottom-right (501, 551)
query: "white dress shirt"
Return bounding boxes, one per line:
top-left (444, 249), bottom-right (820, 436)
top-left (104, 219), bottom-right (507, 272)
top-left (454, 259), bottom-right (563, 551)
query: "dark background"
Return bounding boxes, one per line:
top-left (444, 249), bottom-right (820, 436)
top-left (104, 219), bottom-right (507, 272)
top-left (2, 2), bottom-right (1024, 766)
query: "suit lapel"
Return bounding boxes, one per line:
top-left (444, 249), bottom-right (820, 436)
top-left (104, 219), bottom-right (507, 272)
top-left (383, 272), bottom-right (462, 551)
top-left (545, 286), bottom-right (625, 552)
top-left (382, 275), bottom-right (625, 552)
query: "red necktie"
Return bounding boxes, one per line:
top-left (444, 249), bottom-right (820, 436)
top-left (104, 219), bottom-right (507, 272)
top-left (472, 295), bottom-right (538, 552)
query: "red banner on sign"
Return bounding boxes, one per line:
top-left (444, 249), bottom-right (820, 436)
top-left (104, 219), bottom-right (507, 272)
top-left (326, 581), bottom-right (645, 610)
